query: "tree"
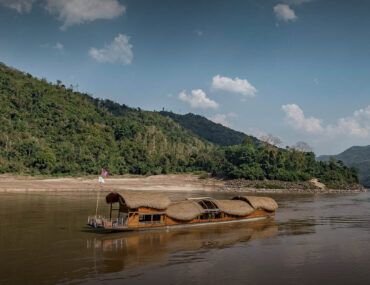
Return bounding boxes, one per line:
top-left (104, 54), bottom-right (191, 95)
top-left (260, 134), bottom-right (282, 147)
top-left (242, 136), bottom-right (254, 146)
top-left (292, 141), bottom-right (312, 152)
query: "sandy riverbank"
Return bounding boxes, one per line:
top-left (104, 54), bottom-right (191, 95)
top-left (0, 174), bottom-right (224, 192)
top-left (0, 174), bottom-right (366, 193)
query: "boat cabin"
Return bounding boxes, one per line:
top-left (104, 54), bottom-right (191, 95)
top-left (87, 192), bottom-right (278, 231)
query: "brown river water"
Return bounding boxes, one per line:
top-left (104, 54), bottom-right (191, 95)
top-left (0, 190), bottom-right (369, 285)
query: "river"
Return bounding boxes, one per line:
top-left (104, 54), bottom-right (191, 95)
top-left (0, 191), bottom-right (369, 284)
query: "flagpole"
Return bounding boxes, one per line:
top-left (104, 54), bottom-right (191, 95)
top-left (95, 169), bottom-right (108, 218)
top-left (95, 187), bottom-right (100, 218)
top-left (95, 173), bottom-right (104, 218)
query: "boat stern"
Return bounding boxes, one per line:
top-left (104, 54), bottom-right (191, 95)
top-left (87, 216), bottom-right (128, 230)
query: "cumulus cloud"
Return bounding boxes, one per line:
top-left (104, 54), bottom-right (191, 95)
top-left (45, 0), bottom-right (126, 30)
top-left (209, 114), bottom-right (233, 127)
top-left (179, 89), bottom-right (218, 109)
top-left (211, 75), bottom-right (257, 97)
top-left (333, 107), bottom-right (370, 137)
top-left (0, 0), bottom-right (34, 13)
top-left (282, 104), bottom-right (370, 138)
top-left (89, 34), bottom-right (133, 65)
top-left (282, 104), bottom-right (324, 134)
top-left (273, 4), bottom-right (297, 22)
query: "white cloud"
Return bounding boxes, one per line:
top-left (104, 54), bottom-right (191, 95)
top-left (211, 75), bottom-right (257, 97)
top-left (282, 104), bottom-right (370, 138)
top-left (45, 0), bottom-right (126, 30)
top-left (273, 4), bottom-right (297, 22)
top-left (53, 42), bottom-right (64, 51)
top-left (40, 42), bottom-right (64, 52)
top-left (0, 0), bottom-right (34, 13)
top-left (333, 107), bottom-right (370, 137)
top-left (179, 89), bottom-right (218, 109)
top-left (209, 114), bottom-right (232, 127)
top-left (282, 104), bottom-right (324, 134)
top-left (227, 112), bottom-right (238, 118)
top-left (89, 34), bottom-right (133, 65)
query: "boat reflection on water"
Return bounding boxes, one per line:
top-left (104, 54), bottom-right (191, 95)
top-left (86, 219), bottom-right (278, 273)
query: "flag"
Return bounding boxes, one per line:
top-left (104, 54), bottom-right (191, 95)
top-left (101, 169), bottom-right (111, 177)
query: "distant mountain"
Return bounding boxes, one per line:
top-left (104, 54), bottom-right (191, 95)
top-left (318, 146), bottom-right (370, 187)
top-left (159, 111), bottom-right (261, 147)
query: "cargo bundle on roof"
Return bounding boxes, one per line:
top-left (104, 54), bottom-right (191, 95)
top-left (88, 192), bottom-right (278, 231)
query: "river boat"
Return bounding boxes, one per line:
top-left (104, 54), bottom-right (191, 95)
top-left (87, 192), bottom-right (278, 231)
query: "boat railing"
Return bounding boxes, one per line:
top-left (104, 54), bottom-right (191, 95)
top-left (87, 216), bottom-right (128, 228)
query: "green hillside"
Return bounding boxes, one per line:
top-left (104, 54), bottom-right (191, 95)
top-left (318, 146), bottom-right (370, 187)
top-left (159, 111), bottom-right (261, 146)
top-left (0, 62), bottom-right (213, 175)
top-left (0, 62), bottom-right (359, 186)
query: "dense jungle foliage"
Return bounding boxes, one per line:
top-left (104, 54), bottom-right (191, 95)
top-left (0, 62), bottom-right (359, 184)
top-left (159, 111), bottom-right (261, 146)
top-left (0, 62), bottom-right (213, 175)
top-left (210, 142), bottom-right (359, 184)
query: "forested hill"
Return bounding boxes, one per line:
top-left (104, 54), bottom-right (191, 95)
top-left (0, 62), bottom-right (360, 186)
top-left (318, 146), bottom-right (370, 187)
top-left (0, 62), bottom-right (213, 175)
top-left (159, 111), bottom-right (261, 146)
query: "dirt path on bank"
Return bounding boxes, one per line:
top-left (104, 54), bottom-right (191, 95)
top-left (0, 174), bottom-right (224, 192)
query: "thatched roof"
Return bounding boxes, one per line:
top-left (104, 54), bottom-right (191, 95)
top-left (213, 200), bottom-right (255, 216)
top-left (166, 201), bottom-right (205, 221)
top-left (233, 196), bottom-right (278, 212)
top-left (105, 192), bottom-right (171, 210)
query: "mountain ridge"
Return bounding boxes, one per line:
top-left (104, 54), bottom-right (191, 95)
top-left (318, 145), bottom-right (370, 186)
top-left (159, 111), bottom-right (261, 147)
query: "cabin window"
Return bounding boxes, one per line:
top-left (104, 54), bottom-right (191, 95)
top-left (138, 214), bottom-right (163, 224)
top-left (139, 214), bottom-right (152, 224)
top-left (209, 212), bottom-right (221, 219)
top-left (198, 200), bottom-right (218, 210)
top-left (152, 214), bottom-right (161, 224)
top-left (200, 212), bottom-right (221, 220)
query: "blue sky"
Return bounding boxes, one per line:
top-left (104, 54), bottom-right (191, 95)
top-left (1, 0), bottom-right (369, 155)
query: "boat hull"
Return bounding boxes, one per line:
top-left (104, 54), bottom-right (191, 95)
top-left (87, 210), bottom-right (275, 232)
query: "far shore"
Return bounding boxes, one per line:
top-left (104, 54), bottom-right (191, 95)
top-left (0, 174), bottom-right (223, 193)
top-left (0, 174), bottom-right (366, 193)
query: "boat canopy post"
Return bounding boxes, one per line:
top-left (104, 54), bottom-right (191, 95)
top-left (109, 203), bottom-right (112, 220)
